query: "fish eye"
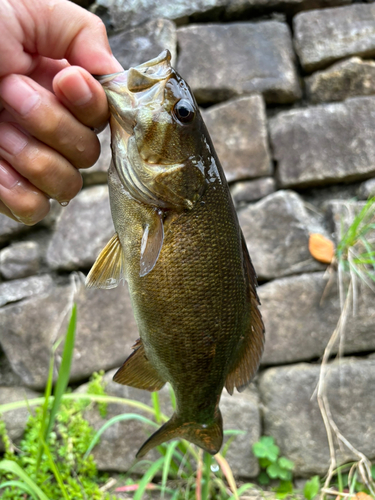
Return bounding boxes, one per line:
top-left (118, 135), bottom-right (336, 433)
top-left (173, 99), bottom-right (195, 123)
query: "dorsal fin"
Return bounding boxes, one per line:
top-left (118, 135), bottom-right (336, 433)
top-left (140, 210), bottom-right (164, 277)
top-left (113, 338), bottom-right (166, 392)
top-left (86, 233), bottom-right (126, 289)
top-left (225, 231), bottom-right (265, 395)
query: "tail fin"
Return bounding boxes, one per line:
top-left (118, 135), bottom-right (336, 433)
top-left (136, 410), bottom-right (223, 458)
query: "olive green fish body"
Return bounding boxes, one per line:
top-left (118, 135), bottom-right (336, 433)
top-left (87, 51), bottom-right (264, 458)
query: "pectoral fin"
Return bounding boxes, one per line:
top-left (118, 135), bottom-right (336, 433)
top-left (113, 338), bottom-right (166, 391)
top-left (140, 209), bottom-right (164, 277)
top-left (225, 231), bottom-right (265, 395)
top-left (86, 233), bottom-right (126, 289)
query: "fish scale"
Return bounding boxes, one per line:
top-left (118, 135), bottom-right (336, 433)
top-left (87, 50), bottom-right (264, 458)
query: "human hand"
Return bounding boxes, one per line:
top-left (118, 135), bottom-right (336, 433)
top-left (0, 0), bottom-right (122, 225)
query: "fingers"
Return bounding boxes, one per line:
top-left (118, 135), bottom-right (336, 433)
top-left (0, 74), bottom-right (100, 169)
top-left (0, 123), bottom-right (83, 203)
top-left (53, 66), bottom-right (109, 129)
top-left (0, 159), bottom-right (50, 225)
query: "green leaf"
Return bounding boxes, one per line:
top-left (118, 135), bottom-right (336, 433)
top-left (258, 471), bottom-right (270, 485)
top-left (252, 436), bottom-right (279, 462)
top-left (0, 480), bottom-right (39, 500)
top-left (371, 464), bottom-right (375, 480)
top-left (304, 475), bottom-right (320, 500)
top-left (0, 460), bottom-right (50, 500)
top-left (267, 463), bottom-right (292, 480)
top-left (276, 480), bottom-right (294, 499)
top-left (259, 457), bottom-right (272, 469)
top-left (278, 456), bottom-right (294, 471)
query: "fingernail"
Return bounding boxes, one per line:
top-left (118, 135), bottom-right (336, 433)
top-left (58, 72), bottom-right (93, 106)
top-left (0, 161), bottom-right (21, 189)
top-left (0, 125), bottom-right (28, 155)
top-left (1, 76), bottom-right (41, 116)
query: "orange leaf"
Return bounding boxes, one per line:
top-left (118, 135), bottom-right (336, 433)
top-left (354, 493), bottom-right (373, 500)
top-left (309, 233), bottom-right (335, 264)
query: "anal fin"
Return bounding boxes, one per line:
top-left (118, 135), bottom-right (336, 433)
top-left (225, 231), bottom-right (265, 395)
top-left (86, 233), bottom-right (126, 289)
top-left (113, 338), bottom-right (166, 392)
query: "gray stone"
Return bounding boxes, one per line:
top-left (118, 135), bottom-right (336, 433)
top-left (230, 178), bottom-right (275, 207)
top-left (0, 386), bottom-right (41, 452)
top-left (46, 186), bottom-right (114, 271)
top-left (0, 274), bottom-right (53, 308)
top-left (93, 0), bottom-right (227, 31)
top-left (220, 387), bottom-right (260, 478)
top-left (358, 178), bottom-right (375, 201)
top-left (109, 18), bottom-right (177, 70)
top-left (202, 95), bottom-right (272, 182)
top-left (0, 241), bottom-right (42, 280)
top-left (177, 22), bottom-right (301, 104)
top-left (77, 369), bottom-right (162, 471)
top-left (0, 214), bottom-right (30, 245)
top-left (0, 275), bottom-right (139, 389)
top-left (270, 96), bottom-right (375, 188)
top-left (82, 126), bottom-right (110, 186)
top-left (0, 349), bottom-right (24, 386)
top-left (259, 272), bottom-right (375, 366)
top-left (305, 57), bottom-right (375, 104)
top-left (294, 4), bottom-right (375, 72)
top-left (259, 358), bottom-right (375, 475)
top-left (80, 369), bottom-right (260, 477)
top-left (224, 0), bottom-right (350, 18)
top-left (238, 190), bottom-right (326, 281)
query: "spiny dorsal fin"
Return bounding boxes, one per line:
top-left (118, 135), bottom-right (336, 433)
top-left (113, 338), bottom-right (166, 392)
top-left (225, 231), bottom-right (265, 395)
top-left (140, 210), bottom-right (164, 277)
top-left (86, 233), bottom-right (126, 289)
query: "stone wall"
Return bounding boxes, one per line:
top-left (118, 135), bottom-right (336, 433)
top-left (1, 0), bottom-right (375, 480)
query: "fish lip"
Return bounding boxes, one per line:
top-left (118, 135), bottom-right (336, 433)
top-left (92, 72), bottom-right (125, 84)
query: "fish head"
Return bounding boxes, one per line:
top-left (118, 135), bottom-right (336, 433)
top-left (96, 50), bottom-right (212, 210)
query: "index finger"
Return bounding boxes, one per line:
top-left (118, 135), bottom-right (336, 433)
top-left (1, 0), bottom-right (123, 77)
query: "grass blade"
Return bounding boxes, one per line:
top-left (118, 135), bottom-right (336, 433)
top-left (0, 460), bottom-right (50, 500)
top-left (133, 456), bottom-right (165, 500)
top-left (46, 304), bottom-right (77, 438)
top-left (0, 480), bottom-right (39, 500)
top-left (84, 413), bottom-right (159, 459)
top-left (214, 453), bottom-right (239, 500)
top-left (40, 437), bottom-right (70, 500)
top-left (152, 392), bottom-right (162, 424)
top-left (161, 440), bottom-right (179, 495)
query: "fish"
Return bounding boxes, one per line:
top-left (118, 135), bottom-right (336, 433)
top-left (86, 50), bottom-right (264, 458)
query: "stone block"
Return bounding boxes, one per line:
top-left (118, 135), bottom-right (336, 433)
top-left (238, 190), bottom-right (326, 281)
top-left (224, 0), bottom-right (350, 18)
top-left (305, 57), bottom-right (375, 104)
top-left (93, 0), bottom-right (227, 31)
top-left (0, 275), bottom-right (139, 389)
top-left (327, 199), bottom-right (375, 246)
top-left (270, 96), bottom-right (375, 188)
top-left (0, 274), bottom-right (53, 308)
top-left (0, 241), bottom-right (42, 280)
top-left (202, 95), bottom-right (272, 182)
top-left (230, 178), bottom-right (275, 207)
top-left (109, 18), bottom-right (177, 69)
top-left (177, 22), bottom-right (301, 104)
top-left (259, 272), bottom-right (375, 366)
top-left (0, 214), bottom-right (30, 245)
top-left (358, 178), bottom-right (375, 201)
top-left (259, 358), bottom-right (375, 475)
top-left (46, 185), bottom-right (114, 271)
top-left (0, 387), bottom-right (40, 452)
top-left (294, 4), bottom-right (375, 72)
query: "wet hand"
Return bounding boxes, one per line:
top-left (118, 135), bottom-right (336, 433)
top-left (0, 0), bottom-right (122, 224)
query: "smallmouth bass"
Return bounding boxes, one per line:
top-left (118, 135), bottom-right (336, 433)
top-left (87, 50), bottom-right (264, 458)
